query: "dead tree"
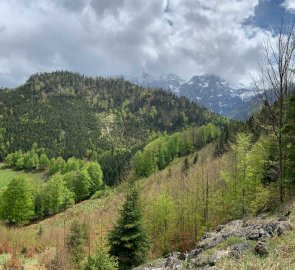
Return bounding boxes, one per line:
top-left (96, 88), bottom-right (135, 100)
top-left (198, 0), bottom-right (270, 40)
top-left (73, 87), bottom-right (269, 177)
top-left (254, 18), bottom-right (295, 203)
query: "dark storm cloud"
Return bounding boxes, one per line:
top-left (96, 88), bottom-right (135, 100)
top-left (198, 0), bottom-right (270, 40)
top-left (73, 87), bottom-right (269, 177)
top-left (0, 0), bottom-right (291, 87)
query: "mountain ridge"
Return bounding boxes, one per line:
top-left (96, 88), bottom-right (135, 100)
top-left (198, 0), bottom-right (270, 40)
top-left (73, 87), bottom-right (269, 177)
top-left (129, 73), bottom-right (258, 120)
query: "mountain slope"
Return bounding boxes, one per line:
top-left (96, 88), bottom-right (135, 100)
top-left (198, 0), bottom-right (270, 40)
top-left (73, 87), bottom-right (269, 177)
top-left (0, 71), bottom-right (217, 184)
top-left (130, 73), bottom-right (258, 120)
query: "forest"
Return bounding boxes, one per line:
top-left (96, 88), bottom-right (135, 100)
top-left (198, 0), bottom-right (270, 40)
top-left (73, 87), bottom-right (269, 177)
top-left (0, 26), bottom-right (294, 270)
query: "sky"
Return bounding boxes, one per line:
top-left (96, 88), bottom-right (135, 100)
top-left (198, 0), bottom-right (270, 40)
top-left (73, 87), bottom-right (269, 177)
top-left (0, 0), bottom-right (294, 88)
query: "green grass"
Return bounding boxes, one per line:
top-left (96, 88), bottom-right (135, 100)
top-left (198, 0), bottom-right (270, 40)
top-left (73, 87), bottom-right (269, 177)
top-left (0, 163), bottom-right (47, 192)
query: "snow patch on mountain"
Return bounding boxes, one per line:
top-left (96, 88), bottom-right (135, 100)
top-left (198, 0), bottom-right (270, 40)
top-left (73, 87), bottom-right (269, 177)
top-left (129, 73), bottom-right (257, 120)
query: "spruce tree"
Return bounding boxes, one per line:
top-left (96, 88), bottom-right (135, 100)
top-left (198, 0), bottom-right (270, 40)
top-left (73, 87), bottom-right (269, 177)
top-left (108, 185), bottom-right (149, 269)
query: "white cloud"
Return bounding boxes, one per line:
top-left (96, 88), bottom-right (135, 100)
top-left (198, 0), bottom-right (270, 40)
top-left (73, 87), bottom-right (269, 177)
top-left (0, 0), bottom-right (279, 87)
top-left (282, 0), bottom-right (295, 12)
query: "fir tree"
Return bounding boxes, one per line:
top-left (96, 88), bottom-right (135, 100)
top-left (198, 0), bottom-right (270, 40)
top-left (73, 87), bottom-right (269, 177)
top-left (108, 185), bottom-right (149, 269)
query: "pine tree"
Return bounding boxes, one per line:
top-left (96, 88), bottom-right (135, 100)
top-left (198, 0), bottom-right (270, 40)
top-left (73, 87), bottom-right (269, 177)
top-left (108, 185), bottom-right (149, 269)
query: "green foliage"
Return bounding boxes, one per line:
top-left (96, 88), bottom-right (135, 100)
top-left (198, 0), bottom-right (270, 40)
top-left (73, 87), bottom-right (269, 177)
top-left (64, 170), bottom-right (91, 202)
top-left (132, 124), bottom-right (221, 177)
top-left (221, 133), bottom-right (271, 217)
top-left (66, 220), bottom-right (89, 269)
top-left (43, 174), bottom-right (75, 215)
top-left (84, 245), bottom-right (118, 270)
top-left (0, 71), bottom-right (217, 183)
top-left (0, 176), bottom-right (34, 225)
top-left (49, 157), bottom-right (66, 175)
top-left (85, 162), bottom-right (103, 195)
top-left (108, 185), bottom-right (149, 269)
top-left (145, 192), bottom-right (176, 255)
top-left (39, 153), bottom-right (50, 169)
top-left (283, 92), bottom-right (295, 182)
top-left (182, 157), bottom-right (190, 176)
top-left (0, 115), bottom-right (6, 160)
top-left (97, 148), bottom-right (132, 186)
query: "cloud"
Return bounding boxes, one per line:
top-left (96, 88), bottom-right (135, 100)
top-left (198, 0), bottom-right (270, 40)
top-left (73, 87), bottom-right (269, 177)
top-left (282, 0), bottom-right (295, 13)
top-left (0, 0), bottom-right (283, 87)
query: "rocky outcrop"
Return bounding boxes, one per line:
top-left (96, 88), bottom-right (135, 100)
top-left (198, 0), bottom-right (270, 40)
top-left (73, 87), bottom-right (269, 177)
top-left (134, 218), bottom-right (293, 270)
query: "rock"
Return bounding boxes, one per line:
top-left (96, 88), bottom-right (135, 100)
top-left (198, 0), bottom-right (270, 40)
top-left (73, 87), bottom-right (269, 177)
top-left (263, 222), bottom-right (279, 236)
top-left (231, 242), bottom-right (249, 253)
top-left (276, 221), bottom-right (293, 236)
top-left (201, 232), bottom-right (212, 240)
top-left (255, 241), bottom-right (268, 256)
top-left (228, 242), bottom-right (249, 260)
top-left (229, 249), bottom-right (241, 259)
top-left (164, 257), bottom-right (182, 269)
top-left (164, 252), bottom-right (181, 259)
top-left (188, 248), bottom-right (204, 259)
top-left (177, 252), bottom-right (187, 261)
top-left (216, 225), bottom-right (225, 232)
top-left (208, 250), bottom-right (230, 266)
top-left (247, 229), bottom-right (260, 240)
top-left (197, 235), bottom-right (224, 250)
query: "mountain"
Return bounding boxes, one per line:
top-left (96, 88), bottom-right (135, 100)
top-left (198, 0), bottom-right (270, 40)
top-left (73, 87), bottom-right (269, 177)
top-left (130, 73), bottom-right (258, 120)
top-left (0, 71), bottom-right (217, 185)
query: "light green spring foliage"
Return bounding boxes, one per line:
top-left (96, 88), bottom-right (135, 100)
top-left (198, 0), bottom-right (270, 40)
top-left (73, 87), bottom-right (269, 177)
top-left (0, 176), bottom-right (34, 225)
top-left (39, 153), bottom-right (50, 169)
top-left (43, 173), bottom-right (75, 214)
top-left (2, 148), bottom-right (104, 224)
top-left (84, 245), bottom-right (118, 270)
top-left (145, 192), bottom-right (176, 255)
top-left (132, 124), bottom-right (220, 177)
top-left (221, 133), bottom-right (271, 217)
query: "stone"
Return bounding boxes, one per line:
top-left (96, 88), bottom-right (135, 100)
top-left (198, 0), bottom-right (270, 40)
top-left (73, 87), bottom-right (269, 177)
top-left (247, 229), bottom-right (260, 240)
top-left (276, 221), bottom-right (293, 236)
top-left (164, 252), bottom-right (181, 258)
top-left (255, 241), bottom-right (268, 256)
top-left (208, 250), bottom-right (230, 266)
top-left (216, 225), bottom-right (225, 232)
top-left (229, 249), bottom-right (241, 260)
top-left (188, 248), bottom-right (204, 259)
top-left (164, 257), bottom-right (182, 269)
top-left (177, 252), bottom-right (187, 261)
top-left (231, 242), bottom-right (249, 253)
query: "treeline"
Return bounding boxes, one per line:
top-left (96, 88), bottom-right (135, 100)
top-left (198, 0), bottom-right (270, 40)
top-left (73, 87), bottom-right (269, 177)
top-left (0, 154), bottom-right (103, 225)
top-left (132, 123), bottom-right (221, 177)
top-left (5, 144), bottom-right (49, 170)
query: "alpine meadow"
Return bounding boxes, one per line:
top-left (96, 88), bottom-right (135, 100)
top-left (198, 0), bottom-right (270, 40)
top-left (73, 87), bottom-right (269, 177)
top-left (0, 1), bottom-right (295, 270)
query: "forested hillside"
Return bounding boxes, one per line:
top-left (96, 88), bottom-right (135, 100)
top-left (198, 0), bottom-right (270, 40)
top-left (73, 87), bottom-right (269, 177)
top-left (0, 71), bottom-right (222, 185)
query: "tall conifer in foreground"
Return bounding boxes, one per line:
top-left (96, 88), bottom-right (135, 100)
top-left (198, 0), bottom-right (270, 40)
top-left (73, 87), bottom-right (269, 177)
top-left (108, 184), bottom-right (149, 269)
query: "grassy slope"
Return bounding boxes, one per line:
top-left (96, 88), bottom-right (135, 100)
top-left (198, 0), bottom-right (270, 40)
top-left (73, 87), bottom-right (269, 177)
top-left (1, 145), bottom-right (295, 269)
top-left (0, 143), bottom-right (224, 269)
top-left (0, 163), bottom-right (47, 192)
